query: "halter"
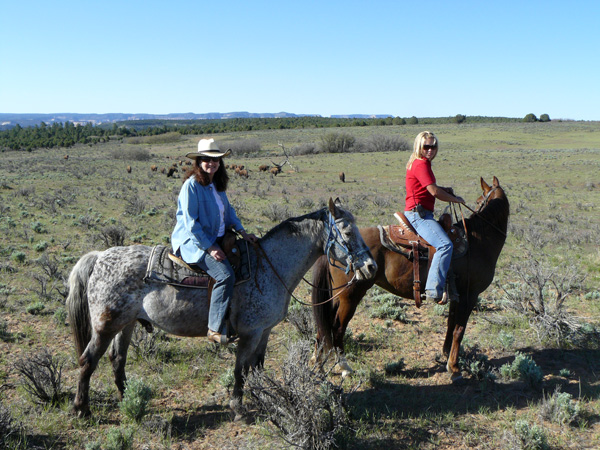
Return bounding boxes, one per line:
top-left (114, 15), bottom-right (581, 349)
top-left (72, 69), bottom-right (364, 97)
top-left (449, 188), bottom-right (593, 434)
top-left (324, 211), bottom-right (369, 275)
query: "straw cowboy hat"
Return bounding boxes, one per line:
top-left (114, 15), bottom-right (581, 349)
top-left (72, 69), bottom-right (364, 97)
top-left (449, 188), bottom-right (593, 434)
top-left (186, 138), bottom-right (232, 159)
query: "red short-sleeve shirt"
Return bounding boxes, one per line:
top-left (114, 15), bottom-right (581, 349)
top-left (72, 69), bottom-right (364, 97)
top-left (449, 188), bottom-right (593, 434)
top-left (405, 158), bottom-right (436, 211)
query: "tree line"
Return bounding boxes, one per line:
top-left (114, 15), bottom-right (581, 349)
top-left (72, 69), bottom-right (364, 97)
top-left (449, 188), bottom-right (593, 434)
top-left (0, 114), bottom-right (548, 152)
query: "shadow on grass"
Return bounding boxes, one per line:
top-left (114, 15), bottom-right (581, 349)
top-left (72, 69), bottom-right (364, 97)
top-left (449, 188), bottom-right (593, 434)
top-left (343, 347), bottom-right (600, 449)
top-left (170, 403), bottom-right (233, 440)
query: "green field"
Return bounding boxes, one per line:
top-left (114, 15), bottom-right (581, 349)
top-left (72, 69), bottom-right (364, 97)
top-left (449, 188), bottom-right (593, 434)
top-left (1, 121), bottom-right (599, 449)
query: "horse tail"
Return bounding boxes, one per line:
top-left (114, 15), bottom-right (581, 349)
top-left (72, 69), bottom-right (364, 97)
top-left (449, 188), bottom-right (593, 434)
top-left (66, 251), bottom-right (100, 358)
top-left (311, 255), bottom-right (335, 349)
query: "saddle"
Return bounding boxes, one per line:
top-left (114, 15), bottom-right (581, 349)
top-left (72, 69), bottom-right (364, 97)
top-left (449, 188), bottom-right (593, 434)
top-left (378, 212), bottom-right (468, 308)
top-left (144, 230), bottom-right (252, 291)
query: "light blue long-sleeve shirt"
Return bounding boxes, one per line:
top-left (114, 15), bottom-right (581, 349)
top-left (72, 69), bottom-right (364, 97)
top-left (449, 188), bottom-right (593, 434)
top-left (171, 177), bottom-right (244, 263)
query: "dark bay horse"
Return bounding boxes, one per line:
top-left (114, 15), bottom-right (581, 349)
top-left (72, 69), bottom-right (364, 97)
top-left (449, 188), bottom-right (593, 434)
top-left (312, 177), bottom-right (509, 382)
top-left (66, 199), bottom-right (377, 418)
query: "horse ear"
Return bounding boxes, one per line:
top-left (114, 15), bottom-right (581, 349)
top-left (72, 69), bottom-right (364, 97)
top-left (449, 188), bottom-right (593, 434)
top-left (480, 177), bottom-right (491, 193)
top-left (492, 176), bottom-right (499, 187)
top-left (328, 197), bottom-right (339, 217)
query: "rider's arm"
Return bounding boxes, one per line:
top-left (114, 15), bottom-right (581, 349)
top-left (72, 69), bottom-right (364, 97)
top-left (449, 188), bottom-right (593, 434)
top-left (426, 184), bottom-right (465, 204)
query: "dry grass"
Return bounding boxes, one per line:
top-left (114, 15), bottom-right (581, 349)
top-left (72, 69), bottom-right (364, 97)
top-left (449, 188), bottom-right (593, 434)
top-left (0, 121), bottom-right (599, 448)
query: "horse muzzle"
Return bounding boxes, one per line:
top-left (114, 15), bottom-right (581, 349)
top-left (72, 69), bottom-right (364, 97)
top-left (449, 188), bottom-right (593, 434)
top-left (354, 258), bottom-right (377, 280)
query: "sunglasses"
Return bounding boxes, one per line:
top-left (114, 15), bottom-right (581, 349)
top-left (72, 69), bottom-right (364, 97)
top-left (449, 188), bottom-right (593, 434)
top-left (422, 144), bottom-right (437, 150)
top-left (199, 156), bottom-right (221, 162)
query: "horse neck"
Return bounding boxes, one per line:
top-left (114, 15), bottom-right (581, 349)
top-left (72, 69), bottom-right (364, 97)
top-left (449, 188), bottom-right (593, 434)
top-left (259, 213), bottom-right (325, 289)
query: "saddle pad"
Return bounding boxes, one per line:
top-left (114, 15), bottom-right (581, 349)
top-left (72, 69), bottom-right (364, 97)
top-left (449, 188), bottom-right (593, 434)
top-left (144, 241), bottom-right (252, 289)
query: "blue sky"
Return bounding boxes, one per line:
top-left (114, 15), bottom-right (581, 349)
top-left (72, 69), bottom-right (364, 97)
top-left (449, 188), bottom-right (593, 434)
top-left (1, 1), bottom-right (599, 120)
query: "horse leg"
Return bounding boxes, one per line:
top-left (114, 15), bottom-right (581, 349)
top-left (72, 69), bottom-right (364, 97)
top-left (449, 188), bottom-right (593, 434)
top-left (445, 296), bottom-right (474, 383)
top-left (230, 332), bottom-right (264, 418)
top-left (108, 322), bottom-right (136, 400)
top-left (73, 331), bottom-right (114, 418)
top-left (443, 301), bottom-right (457, 357)
top-left (331, 292), bottom-right (361, 377)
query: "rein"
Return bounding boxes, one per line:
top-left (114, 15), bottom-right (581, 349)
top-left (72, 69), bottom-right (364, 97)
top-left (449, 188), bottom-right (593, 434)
top-left (253, 211), bottom-right (363, 307)
top-left (459, 187), bottom-right (508, 237)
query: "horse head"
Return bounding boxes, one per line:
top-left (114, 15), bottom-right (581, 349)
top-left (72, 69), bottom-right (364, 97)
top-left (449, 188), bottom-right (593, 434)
top-left (324, 197), bottom-right (377, 281)
top-left (476, 176), bottom-right (505, 212)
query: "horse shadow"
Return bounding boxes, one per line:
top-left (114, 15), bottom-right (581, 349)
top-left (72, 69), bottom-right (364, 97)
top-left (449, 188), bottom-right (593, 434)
top-left (344, 347), bottom-right (600, 449)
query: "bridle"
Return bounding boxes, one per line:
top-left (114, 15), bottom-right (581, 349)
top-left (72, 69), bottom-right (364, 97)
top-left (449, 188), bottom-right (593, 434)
top-left (476, 185), bottom-right (500, 213)
top-left (324, 211), bottom-right (370, 275)
top-left (254, 209), bottom-right (369, 307)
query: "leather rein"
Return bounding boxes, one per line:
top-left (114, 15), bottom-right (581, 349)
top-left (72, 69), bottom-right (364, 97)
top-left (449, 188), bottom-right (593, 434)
top-left (252, 212), bottom-right (363, 307)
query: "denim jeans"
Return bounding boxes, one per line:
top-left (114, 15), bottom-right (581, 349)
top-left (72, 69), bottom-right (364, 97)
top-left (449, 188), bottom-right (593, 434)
top-left (404, 210), bottom-right (453, 299)
top-left (195, 254), bottom-right (235, 333)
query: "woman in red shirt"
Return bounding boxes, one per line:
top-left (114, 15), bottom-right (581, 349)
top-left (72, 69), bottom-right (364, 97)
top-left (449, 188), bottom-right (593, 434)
top-left (404, 131), bottom-right (465, 303)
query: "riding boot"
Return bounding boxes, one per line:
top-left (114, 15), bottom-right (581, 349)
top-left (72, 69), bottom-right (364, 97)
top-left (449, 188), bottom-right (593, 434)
top-left (445, 266), bottom-right (459, 303)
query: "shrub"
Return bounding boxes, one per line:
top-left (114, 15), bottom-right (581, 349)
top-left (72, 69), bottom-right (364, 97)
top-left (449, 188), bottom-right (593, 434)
top-left (459, 345), bottom-right (496, 382)
top-left (26, 301), bottom-right (45, 315)
top-left (286, 301), bottom-right (315, 340)
top-left (261, 203), bottom-right (290, 222)
top-left (10, 251), bottom-right (25, 264)
top-left (86, 426), bottom-right (135, 450)
top-left (97, 224), bottom-right (128, 247)
top-left (500, 352), bottom-right (543, 388)
top-left (512, 419), bottom-right (549, 450)
top-left (0, 404), bottom-right (23, 448)
top-left (359, 134), bottom-right (410, 153)
top-left (34, 241), bottom-right (48, 252)
top-left (120, 378), bottom-right (152, 422)
top-left (110, 147), bottom-right (151, 161)
top-left (222, 138), bottom-right (262, 155)
top-left (244, 340), bottom-right (349, 450)
top-left (524, 113), bottom-right (538, 122)
top-left (13, 349), bottom-right (65, 405)
top-left (538, 386), bottom-right (581, 425)
top-left (53, 307), bottom-right (68, 326)
top-left (290, 143), bottom-right (318, 156)
top-left (369, 294), bottom-right (408, 321)
top-left (498, 243), bottom-right (588, 348)
top-left (319, 132), bottom-right (356, 154)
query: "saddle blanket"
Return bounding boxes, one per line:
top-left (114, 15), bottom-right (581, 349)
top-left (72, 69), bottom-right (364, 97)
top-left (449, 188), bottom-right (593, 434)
top-left (144, 241), bottom-right (252, 289)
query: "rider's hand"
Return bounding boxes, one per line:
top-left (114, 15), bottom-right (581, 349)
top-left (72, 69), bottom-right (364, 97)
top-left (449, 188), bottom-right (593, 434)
top-left (240, 230), bottom-right (259, 243)
top-left (454, 196), bottom-right (466, 204)
top-left (208, 245), bottom-right (226, 261)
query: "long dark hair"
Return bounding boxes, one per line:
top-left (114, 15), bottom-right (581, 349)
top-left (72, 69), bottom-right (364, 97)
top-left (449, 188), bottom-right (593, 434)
top-left (183, 158), bottom-right (229, 191)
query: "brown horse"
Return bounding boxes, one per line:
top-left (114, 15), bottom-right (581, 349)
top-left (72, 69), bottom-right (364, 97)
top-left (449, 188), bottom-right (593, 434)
top-left (312, 176), bottom-right (509, 382)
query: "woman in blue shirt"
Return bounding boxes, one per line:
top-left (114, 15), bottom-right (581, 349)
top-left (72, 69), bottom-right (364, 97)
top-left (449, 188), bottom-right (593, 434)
top-left (172, 139), bottom-right (258, 344)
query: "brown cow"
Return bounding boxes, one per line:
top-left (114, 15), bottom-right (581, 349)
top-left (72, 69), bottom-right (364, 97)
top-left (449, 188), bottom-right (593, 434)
top-left (339, 172), bottom-right (345, 182)
top-left (126, 165), bottom-right (132, 173)
top-left (151, 165), bottom-right (158, 172)
top-left (258, 164), bottom-right (269, 172)
top-left (270, 167), bottom-right (281, 176)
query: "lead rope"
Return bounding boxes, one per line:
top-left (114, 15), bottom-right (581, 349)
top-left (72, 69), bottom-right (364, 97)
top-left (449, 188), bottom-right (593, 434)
top-left (254, 242), bottom-right (358, 307)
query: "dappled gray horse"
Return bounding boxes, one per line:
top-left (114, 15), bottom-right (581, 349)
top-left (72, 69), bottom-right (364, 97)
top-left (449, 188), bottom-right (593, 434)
top-left (67, 198), bottom-right (377, 418)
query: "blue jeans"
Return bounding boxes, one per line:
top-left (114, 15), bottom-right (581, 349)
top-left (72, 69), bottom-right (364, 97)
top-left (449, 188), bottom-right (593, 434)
top-left (195, 254), bottom-right (235, 333)
top-left (404, 210), bottom-right (453, 299)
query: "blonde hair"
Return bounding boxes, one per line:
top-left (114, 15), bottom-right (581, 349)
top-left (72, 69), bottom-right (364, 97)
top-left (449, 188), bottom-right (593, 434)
top-left (406, 131), bottom-right (438, 170)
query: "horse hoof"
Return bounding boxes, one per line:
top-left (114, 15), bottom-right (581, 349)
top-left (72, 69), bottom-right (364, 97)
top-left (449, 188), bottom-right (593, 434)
top-left (334, 359), bottom-right (354, 378)
top-left (72, 407), bottom-right (91, 419)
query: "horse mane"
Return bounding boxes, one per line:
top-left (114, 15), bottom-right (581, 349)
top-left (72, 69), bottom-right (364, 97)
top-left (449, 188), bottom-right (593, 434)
top-left (260, 205), bottom-right (354, 242)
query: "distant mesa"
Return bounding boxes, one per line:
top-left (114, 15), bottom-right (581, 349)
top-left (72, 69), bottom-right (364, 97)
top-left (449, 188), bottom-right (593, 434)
top-left (0, 112), bottom-right (394, 129)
